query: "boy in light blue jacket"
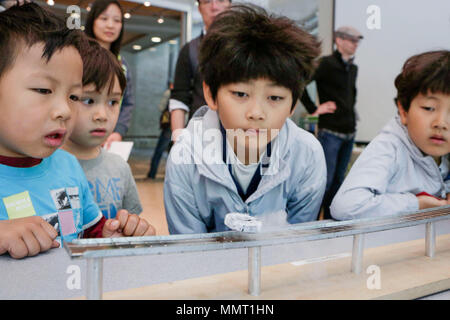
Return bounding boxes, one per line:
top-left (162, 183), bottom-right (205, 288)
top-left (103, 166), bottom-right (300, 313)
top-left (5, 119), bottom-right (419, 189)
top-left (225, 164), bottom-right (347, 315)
top-left (331, 50), bottom-right (450, 220)
top-left (163, 4), bottom-right (327, 234)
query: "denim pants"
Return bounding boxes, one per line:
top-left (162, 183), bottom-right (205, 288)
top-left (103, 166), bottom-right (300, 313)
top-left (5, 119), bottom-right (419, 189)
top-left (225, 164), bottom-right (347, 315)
top-left (148, 127), bottom-right (172, 178)
top-left (317, 130), bottom-right (354, 219)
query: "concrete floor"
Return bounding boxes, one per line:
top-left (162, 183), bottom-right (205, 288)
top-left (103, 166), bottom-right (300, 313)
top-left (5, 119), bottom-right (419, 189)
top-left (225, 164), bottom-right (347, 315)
top-left (128, 148), bottom-right (169, 235)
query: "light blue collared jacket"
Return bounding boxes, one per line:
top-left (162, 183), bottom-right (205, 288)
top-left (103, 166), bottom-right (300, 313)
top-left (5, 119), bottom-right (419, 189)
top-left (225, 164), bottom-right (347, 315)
top-left (331, 116), bottom-right (450, 220)
top-left (164, 107), bottom-right (327, 234)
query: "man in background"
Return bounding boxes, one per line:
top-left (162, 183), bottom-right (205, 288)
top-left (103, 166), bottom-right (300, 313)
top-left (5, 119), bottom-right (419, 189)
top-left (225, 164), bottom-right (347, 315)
top-left (169, 0), bottom-right (231, 140)
top-left (301, 26), bottom-right (363, 220)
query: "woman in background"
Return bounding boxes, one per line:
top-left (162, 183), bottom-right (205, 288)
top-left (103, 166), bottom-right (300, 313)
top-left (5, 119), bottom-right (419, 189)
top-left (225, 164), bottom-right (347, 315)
top-left (85, 0), bottom-right (135, 148)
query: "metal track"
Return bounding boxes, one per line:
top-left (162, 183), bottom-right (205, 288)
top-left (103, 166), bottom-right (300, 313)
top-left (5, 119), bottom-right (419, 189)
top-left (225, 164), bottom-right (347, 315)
top-left (65, 205), bottom-right (450, 259)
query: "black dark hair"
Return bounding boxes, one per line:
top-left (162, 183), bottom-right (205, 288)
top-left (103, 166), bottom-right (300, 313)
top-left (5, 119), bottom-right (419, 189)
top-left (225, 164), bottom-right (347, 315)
top-left (80, 37), bottom-right (126, 94)
top-left (84, 0), bottom-right (124, 57)
top-left (199, 4), bottom-right (321, 111)
top-left (0, 2), bottom-right (86, 79)
top-left (395, 50), bottom-right (450, 111)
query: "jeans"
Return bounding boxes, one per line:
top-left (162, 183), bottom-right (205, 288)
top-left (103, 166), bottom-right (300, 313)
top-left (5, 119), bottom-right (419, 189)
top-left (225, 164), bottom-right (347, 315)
top-left (148, 127), bottom-right (172, 178)
top-left (318, 130), bottom-right (354, 219)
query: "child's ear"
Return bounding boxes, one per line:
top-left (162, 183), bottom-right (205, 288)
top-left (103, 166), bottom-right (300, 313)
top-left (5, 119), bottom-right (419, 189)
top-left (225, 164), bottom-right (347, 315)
top-left (397, 100), bottom-right (408, 126)
top-left (202, 81), bottom-right (218, 111)
top-left (289, 100), bottom-right (299, 117)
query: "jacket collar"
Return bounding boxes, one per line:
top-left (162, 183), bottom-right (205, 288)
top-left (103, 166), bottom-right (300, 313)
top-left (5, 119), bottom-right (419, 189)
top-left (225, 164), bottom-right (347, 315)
top-left (333, 49), bottom-right (354, 68)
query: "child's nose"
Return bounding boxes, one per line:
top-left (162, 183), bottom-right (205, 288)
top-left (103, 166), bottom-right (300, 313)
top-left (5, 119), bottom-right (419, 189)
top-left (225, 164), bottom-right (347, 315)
top-left (432, 112), bottom-right (449, 130)
top-left (93, 107), bottom-right (108, 122)
top-left (52, 99), bottom-right (72, 122)
top-left (246, 101), bottom-right (265, 121)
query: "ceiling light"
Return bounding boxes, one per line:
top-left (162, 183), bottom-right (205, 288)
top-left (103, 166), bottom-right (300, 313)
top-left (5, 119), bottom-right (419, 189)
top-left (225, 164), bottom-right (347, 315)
top-left (47, 0), bottom-right (55, 6)
top-left (144, 1), bottom-right (151, 6)
top-left (133, 45), bottom-right (142, 51)
top-left (151, 37), bottom-right (161, 43)
top-left (157, 17), bottom-right (164, 24)
top-left (86, 6), bottom-right (91, 12)
top-left (169, 39), bottom-right (178, 45)
top-left (124, 12), bottom-right (131, 19)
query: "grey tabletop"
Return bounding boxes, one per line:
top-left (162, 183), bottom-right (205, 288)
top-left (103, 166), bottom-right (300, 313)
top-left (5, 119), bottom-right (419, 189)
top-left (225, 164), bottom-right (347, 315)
top-left (1, 220), bottom-right (449, 299)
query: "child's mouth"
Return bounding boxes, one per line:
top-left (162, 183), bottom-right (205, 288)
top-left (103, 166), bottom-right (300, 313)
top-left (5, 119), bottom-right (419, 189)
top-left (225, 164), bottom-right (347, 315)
top-left (44, 129), bottom-right (66, 147)
top-left (430, 135), bottom-right (446, 145)
top-left (90, 128), bottom-right (107, 137)
top-left (245, 128), bottom-right (259, 136)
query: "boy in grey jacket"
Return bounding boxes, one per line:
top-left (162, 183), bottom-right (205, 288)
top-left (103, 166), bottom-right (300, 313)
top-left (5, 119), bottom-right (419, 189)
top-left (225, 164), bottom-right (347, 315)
top-left (331, 50), bottom-right (450, 220)
top-left (164, 4), bottom-right (326, 234)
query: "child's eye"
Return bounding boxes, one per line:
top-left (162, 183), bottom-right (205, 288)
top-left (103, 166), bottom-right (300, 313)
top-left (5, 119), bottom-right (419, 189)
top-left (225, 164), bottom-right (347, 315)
top-left (108, 100), bottom-right (119, 107)
top-left (80, 97), bottom-right (95, 105)
top-left (232, 91), bottom-right (248, 98)
top-left (33, 88), bottom-right (52, 94)
top-left (70, 95), bottom-right (79, 102)
top-left (422, 106), bottom-right (435, 112)
top-left (269, 96), bottom-right (284, 102)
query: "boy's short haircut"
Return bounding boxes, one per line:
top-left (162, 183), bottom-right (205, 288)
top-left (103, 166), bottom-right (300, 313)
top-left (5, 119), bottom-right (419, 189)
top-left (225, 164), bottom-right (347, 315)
top-left (394, 50), bottom-right (450, 111)
top-left (0, 2), bottom-right (86, 80)
top-left (199, 4), bottom-right (321, 110)
top-left (80, 38), bottom-right (127, 94)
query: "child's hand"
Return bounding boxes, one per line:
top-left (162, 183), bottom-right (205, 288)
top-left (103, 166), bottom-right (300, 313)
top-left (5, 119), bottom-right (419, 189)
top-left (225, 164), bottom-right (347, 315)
top-left (417, 195), bottom-right (448, 210)
top-left (102, 132), bottom-right (122, 150)
top-left (312, 101), bottom-right (336, 116)
top-left (0, 216), bottom-right (59, 259)
top-left (102, 210), bottom-right (156, 238)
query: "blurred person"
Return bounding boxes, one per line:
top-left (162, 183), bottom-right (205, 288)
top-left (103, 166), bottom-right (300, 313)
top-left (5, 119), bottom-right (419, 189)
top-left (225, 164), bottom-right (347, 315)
top-left (169, 0), bottom-right (232, 141)
top-left (147, 82), bottom-right (173, 179)
top-left (301, 26), bottom-right (363, 219)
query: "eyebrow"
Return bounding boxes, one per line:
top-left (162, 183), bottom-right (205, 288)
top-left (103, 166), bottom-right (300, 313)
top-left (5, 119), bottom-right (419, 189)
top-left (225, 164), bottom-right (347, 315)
top-left (99, 13), bottom-right (122, 19)
top-left (423, 96), bottom-right (440, 101)
top-left (82, 90), bottom-right (101, 95)
top-left (29, 73), bottom-right (59, 84)
top-left (29, 73), bottom-right (82, 89)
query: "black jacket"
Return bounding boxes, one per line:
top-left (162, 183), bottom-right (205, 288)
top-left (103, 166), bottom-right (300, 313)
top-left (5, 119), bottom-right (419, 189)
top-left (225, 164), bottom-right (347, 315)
top-left (301, 50), bottom-right (358, 134)
top-left (170, 35), bottom-right (206, 119)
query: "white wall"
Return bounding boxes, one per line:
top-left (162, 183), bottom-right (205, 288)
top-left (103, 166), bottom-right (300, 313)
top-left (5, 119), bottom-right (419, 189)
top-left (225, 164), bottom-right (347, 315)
top-left (335, 0), bottom-right (450, 142)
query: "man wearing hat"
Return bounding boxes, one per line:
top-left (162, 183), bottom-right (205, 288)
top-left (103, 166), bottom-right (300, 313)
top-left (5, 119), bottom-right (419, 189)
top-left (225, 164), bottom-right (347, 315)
top-left (301, 26), bottom-right (363, 220)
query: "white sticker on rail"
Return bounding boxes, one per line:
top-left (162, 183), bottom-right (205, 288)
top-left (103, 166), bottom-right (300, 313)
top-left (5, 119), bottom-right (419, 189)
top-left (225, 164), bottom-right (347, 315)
top-left (291, 253), bottom-right (351, 266)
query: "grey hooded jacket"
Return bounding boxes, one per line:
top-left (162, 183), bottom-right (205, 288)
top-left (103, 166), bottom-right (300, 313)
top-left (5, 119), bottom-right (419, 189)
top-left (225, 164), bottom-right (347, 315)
top-left (331, 116), bottom-right (450, 220)
top-left (164, 107), bottom-right (327, 234)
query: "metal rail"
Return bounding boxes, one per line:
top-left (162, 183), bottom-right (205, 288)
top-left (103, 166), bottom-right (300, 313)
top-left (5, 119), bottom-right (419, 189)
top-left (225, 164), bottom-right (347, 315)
top-left (64, 205), bottom-right (450, 299)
